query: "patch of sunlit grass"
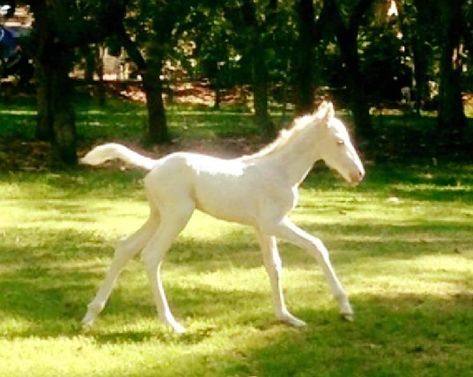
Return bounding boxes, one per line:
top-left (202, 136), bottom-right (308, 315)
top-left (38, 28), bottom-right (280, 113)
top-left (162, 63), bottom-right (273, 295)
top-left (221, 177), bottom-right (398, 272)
top-left (1, 162), bottom-right (473, 376)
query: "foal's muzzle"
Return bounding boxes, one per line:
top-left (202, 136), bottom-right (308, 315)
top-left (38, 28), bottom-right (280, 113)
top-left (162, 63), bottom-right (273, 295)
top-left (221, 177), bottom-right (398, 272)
top-left (349, 169), bottom-right (365, 185)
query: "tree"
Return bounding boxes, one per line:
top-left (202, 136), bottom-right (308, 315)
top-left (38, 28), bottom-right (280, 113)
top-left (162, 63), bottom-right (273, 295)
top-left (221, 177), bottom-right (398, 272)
top-left (437, 0), bottom-right (467, 136)
top-left (329, 0), bottom-right (375, 139)
top-left (407, 0), bottom-right (435, 112)
top-left (28, 0), bottom-right (127, 165)
top-left (222, 0), bottom-right (279, 137)
top-left (185, 6), bottom-right (239, 110)
top-left (243, 0), bottom-right (277, 136)
top-left (292, 0), bottom-right (336, 115)
top-left (122, 0), bottom-right (195, 144)
top-left (115, 23), bottom-right (169, 144)
top-left (292, 0), bottom-right (316, 115)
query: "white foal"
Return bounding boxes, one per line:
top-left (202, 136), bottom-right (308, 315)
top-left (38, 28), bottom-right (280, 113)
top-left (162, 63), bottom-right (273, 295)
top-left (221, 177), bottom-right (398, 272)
top-left (80, 101), bottom-right (365, 333)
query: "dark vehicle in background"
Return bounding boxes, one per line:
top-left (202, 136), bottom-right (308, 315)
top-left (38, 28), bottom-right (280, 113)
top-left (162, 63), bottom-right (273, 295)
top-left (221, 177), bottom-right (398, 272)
top-left (0, 4), bottom-right (33, 85)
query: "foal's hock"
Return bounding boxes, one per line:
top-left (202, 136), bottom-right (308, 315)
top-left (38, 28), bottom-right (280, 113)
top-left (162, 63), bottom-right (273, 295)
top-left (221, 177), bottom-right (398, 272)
top-left (80, 101), bottom-right (365, 333)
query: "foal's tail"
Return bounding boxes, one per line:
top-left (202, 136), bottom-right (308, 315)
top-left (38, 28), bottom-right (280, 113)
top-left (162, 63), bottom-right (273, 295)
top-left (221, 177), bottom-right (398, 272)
top-left (80, 143), bottom-right (157, 170)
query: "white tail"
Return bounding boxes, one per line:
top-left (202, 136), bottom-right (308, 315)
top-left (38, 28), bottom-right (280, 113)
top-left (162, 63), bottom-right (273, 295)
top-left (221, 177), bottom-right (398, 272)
top-left (80, 143), bottom-right (157, 170)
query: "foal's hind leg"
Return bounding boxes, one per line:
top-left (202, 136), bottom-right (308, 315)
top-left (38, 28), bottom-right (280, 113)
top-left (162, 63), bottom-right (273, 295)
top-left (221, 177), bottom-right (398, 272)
top-left (141, 202), bottom-right (194, 333)
top-left (256, 231), bottom-right (306, 327)
top-left (81, 212), bottom-right (159, 328)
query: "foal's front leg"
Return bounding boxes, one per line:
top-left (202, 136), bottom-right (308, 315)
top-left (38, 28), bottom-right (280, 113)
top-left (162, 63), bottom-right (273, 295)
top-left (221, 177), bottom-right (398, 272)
top-left (256, 231), bottom-right (306, 327)
top-left (266, 217), bottom-right (353, 321)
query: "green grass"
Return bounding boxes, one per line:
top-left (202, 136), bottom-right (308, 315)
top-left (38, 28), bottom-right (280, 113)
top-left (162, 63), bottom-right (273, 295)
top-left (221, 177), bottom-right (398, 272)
top-left (1, 162), bottom-right (472, 377)
top-left (1, 97), bottom-right (473, 375)
top-left (0, 97), bottom-right (262, 144)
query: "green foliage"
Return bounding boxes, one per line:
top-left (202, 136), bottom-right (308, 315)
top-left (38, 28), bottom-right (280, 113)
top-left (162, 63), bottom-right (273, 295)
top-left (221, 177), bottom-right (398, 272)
top-left (184, 6), bottom-right (244, 87)
top-left (125, 0), bottom-right (196, 66)
top-left (360, 23), bottom-right (410, 100)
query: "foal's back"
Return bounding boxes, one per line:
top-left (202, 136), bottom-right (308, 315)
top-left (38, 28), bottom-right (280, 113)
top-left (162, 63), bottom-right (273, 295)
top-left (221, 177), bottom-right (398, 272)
top-left (145, 152), bottom-right (269, 225)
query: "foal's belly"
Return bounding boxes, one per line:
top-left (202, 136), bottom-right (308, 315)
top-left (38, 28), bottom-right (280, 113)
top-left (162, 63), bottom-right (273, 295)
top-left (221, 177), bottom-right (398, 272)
top-left (193, 176), bottom-right (258, 226)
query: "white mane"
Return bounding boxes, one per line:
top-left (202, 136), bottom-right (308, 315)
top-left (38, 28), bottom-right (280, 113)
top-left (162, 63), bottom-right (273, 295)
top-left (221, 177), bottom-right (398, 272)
top-left (243, 113), bottom-right (320, 160)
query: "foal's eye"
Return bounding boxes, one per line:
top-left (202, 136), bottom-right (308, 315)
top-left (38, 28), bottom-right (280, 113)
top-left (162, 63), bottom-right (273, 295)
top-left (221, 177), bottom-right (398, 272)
top-left (337, 139), bottom-right (345, 145)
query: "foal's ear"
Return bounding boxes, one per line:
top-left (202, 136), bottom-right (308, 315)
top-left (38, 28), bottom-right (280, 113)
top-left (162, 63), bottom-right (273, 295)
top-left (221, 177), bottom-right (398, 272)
top-left (315, 101), bottom-right (335, 123)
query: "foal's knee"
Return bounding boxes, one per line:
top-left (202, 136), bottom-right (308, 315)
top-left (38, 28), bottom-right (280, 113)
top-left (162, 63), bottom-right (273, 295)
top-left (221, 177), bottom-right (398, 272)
top-left (308, 237), bottom-right (331, 262)
top-left (264, 252), bottom-right (282, 275)
top-left (141, 245), bottom-right (166, 277)
top-left (141, 251), bottom-right (158, 272)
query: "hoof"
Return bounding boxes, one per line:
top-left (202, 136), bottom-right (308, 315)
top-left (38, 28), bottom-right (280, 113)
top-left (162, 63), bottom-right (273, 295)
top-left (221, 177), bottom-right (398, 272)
top-left (167, 320), bottom-right (186, 334)
top-left (81, 309), bottom-right (98, 330)
top-left (339, 300), bottom-right (354, 322)
top-left (81, 318), bottom-right (95, 329)
top-left (80, 318), bottom-right (95, 334)
top-left (279, 313), bottom-right (307, 328)
top-left (173, 324), bottom-right (186, 334)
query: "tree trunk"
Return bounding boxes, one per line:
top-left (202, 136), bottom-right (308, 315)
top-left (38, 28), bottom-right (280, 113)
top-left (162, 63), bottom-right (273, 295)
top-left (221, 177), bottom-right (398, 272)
top-left (293, 0), bottom-right (315, 115)
top-left (32, 2), bottom-right (77, 165)
top-left (437, 0), bottom-right (466, 136)
top-left (411, 0), bottom-right (431, 113)
top-left (95, 45), bottom-right (106, 107)
top-left (35, 61), bottom-right (54, 141)
top-left (33, 0), bottom-right (52, 142)
top-left (337, 28), bottom-right (373, 139)
top-left (241, 0), bottom-right (274, 137)
top-left (35, 55), bottom-right (77, 164)
top-left (329, 0), bottom-right (374, 140)
top-left (213, 77), bottom-right (221, 110)
top-left (252, 44), bottom-right (274, 137)
top-left (412, 38), bottom-right (429, 113)
top-left (83, 45), bottom-right (95, 83)
top-left (142, 67), bottom-right (168, 144)
top-left (50, 76), bottom-right (77, 165)
top-left (118, 27), bottom-right (169, 144)
top-left (30, 0), bottom-right (128, 165)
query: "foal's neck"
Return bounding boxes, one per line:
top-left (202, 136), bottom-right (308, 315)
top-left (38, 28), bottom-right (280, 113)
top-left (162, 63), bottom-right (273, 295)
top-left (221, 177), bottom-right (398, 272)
top-left (261, 123), bottom-right (321, 186)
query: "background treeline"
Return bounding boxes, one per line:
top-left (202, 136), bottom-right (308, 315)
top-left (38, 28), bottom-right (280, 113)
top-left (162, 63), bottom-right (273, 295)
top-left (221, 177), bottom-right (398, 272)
top-left (1, 0), bottom-right (472, 165)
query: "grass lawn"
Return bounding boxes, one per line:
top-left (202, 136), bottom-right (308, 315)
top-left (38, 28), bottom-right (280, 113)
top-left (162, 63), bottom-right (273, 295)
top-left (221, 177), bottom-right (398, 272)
top-left (1, 98), bottom-right (473, 376)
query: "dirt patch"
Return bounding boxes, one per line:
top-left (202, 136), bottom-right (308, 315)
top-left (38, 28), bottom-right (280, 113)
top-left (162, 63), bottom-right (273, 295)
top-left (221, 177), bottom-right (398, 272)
top-left (0, 139), bottom-right (53, 171)
top-left (106, 81), bottom-right (250, 108)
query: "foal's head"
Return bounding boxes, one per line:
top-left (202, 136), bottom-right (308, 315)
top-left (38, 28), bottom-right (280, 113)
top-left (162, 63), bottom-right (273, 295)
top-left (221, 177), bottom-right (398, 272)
top-left (315, 102), bottom-right (365, 185)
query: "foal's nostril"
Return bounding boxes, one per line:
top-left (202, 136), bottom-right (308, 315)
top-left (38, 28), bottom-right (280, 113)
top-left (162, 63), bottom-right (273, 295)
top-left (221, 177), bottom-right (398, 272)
top-left (350, 170), bottom-right (364, 184)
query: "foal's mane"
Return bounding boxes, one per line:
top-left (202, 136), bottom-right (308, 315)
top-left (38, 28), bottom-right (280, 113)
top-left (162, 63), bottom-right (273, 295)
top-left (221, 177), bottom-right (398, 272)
top-left (243, 113), bottom-right (318, 161)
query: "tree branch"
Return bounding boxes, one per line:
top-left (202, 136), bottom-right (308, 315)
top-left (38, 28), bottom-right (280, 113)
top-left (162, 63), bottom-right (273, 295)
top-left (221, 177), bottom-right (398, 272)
top-left (115, 24), bottom-right (147, 72)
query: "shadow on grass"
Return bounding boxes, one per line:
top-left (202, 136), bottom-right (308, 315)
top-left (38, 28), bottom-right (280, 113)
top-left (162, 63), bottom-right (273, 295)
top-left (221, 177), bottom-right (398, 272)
top-left (233, 293), bottom-right (473, 377)
top-left (0, 228), bottom-right (112, 336)
top-left (0, 164), bottom-right (472, 377)
top-left (2, 224), bottom-right (473, 377)
top-left (0, 225), bottom-right (265, 338)
top-left (73, 293), bottom-right (473, 377)
top-left (1, 214), bottom-right (472, 337)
